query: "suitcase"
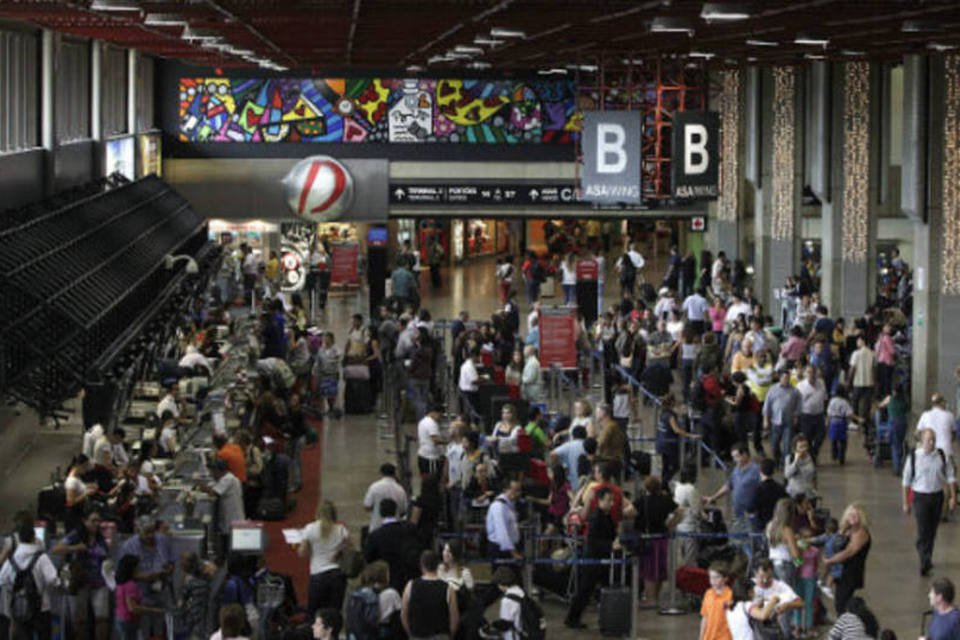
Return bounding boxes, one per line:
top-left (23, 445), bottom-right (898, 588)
top-left (676, 565), bottom-right (710, 596)
top-left (256, 497), bottom-right (287, 521)
top-left (344, 378), bottom-right (373, 414)
top-left (599, 550), bottom-right (631, 637)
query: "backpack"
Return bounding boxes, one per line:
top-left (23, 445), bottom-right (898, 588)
top-left (10, 552), bottom-right (42, 623)
top-left (505, 592), bottom-right (546, 640)
top-left (346, 586), bottom-right (380, 640)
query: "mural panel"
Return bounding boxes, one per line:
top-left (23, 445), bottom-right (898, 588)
top-left (178, 77), bottom-right (579, 144)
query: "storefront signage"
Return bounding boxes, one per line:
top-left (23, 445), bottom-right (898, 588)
top-left (390, 183), bottom-right (578, 206)
top-left (282, 155), bottom-right (356, 221)
top-left (576, 258), bottom-right (599, 281)
top-left (672, 111), bottom-right (720, 200)
top-left (539, 307), bottom-right (578, 369)
top-left (581, 111), bottom-right (643, 205)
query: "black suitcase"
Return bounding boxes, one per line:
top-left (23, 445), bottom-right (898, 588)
top-left (256, 497), bottom-right (287, 521)
top-left (344, 378), bottom-right (373, 414)
top-left (533, 563), bottom-right (571, 599)
top-left (37, 484), bottom-right (66, 527)
top-left (599, 550), bottom-right (631, 637)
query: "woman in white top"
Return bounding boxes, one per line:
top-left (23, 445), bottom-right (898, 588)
top-left (568, 398), bottom-right (594, 439)
top-left (560, 253), bottom-right (578, 306)
top-left (672, 465), bottom-right (701, 567)
top-left (766, 498), bottom-right (801, 588)
top-left (297, 500), bottom-right (351, 617)
top-left (437, 541), bottom-right (474, 591)
top-left (490, 404), bottom-right (523, 455)
top-left (65, 454), bottom-right (97, 531)
top-left (520, 346), bottom-right (542, 402)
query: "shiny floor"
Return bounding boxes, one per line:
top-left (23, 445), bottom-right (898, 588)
top-left (0, 254), bottom-right (946, 638)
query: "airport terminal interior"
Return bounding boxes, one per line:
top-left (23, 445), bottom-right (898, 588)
top-left (4, 1), bottom-right (960, 639)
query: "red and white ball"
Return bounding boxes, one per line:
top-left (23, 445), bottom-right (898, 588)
top-left (282, 156), bottom-right (355, 222)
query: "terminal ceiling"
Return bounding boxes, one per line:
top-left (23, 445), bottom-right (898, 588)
top-left (1, 1), bottom-right (960, 72)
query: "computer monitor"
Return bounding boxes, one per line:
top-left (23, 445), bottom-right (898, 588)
top-left (230, 525), bottom-right (264, 553)
top-left (367, 227), bottom-right (388, 246)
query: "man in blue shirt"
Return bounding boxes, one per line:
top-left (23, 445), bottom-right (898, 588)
top-left (704, 443), bottom-right (761, 532)
top-left (549, 426), bottom-right (588, 484)
top-left (925, 577), bottom-right (960, 640)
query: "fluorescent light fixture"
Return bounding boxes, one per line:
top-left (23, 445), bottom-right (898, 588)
top-left (928, 42), bottom-right (958, 52)
top-left (688, 51), bottom-right (715, 59)
top-left (406, 65), bottom-right (425, 72)
top-left (468, 61), bottom-right (492, 70)
top-left (454, 45), bottom-right (484, 55)
top-left (804, 53), bottom-right (827, 60)
top-left (538, 68), bottom-right (568, 75)
top-left (428, 55), bottom-right (452, 64)
top-left (746, 38), bottom-right (778, 47)
top-left (445, 52), bottom-right (471, 59)
top-left (700, 3), bottom-right (751, 22)
top-left (621, 58), bottom-right (644, 65)
top-left (474, 37), bottom-right (504, 46)
top-left (747, 56), bottom-right (758, 62)
top-left (231, 49), bottom-right (254, 56)
top-left (650, 16), bottom-right (695, 34)
top-left (91, 0), bottom-right (140, 10)
top-left (182, 26), bottom-right (221, 41)
top-left (566, 64), bottom-right (598, 72)
top-left (144, 13), bottom-right (188, 26)
top-left (902, 19), bottom-right (943, 33)
top-left (841, 49), bottom-right (866, 56)
top-left (794, 34), bottom-right (829, 47)
top-left (489, 27), bottom-right (526, 39)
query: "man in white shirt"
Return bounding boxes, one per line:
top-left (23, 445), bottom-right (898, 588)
top-left (0, 521), bottom-right (59, 636)
top-left (178, 345), bottom-right (212, 375)
top-left (848, 336), bottom-right (876, 421)
top-left (156, 382), bottom-right (188, 425)
top-left (726, 293), bottom-right (753, 330)
top-left (458, 351), bottom-right (481, 420)
top-left (493, 566), bottom-right (528, 640)
top-left (363, 463), bottom-right (408, 533)
top-left (199, 460), bottom-right (245, 554)
top-left (444, 421), bottom-right (467, 525)
top-left (795, 366), bottom-right (828, 462)
top-left (917, 393), bottom-right (957, 458)
top-left (486, 480), bottom-right (523, 563)
top-left (527, 302), bottom-right (541, 333)
top-left (682, 288), bottom-right (711, 336)
top-left (94, 427), bottom-right (129, 476)
top-left (752, 559), bottom-right (803, 637)
top-left (417, 405), bottom-right (446, 479)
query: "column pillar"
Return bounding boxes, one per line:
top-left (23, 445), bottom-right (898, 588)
top-left (41, 30), bottom-right (57, 197)
top-left (712, 68), bottom-right (742, 260)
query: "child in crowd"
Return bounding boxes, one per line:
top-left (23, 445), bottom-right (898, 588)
top-left (612, 381), bottom-right (631, 432)
top-left (826, 385), bottom-right (856, 465)
top-left (796, 528), bottom-right (821, 635)
top-left (314, 331), bottom-right (341, 418)
top-left (809, 518), bottom-right (845, 599)
top-left (699, 562), bottom-right (733, 640)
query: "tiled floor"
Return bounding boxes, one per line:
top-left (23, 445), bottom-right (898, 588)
top-left (0, 252), bottom-right (949, 638)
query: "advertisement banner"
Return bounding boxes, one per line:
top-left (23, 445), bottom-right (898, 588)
top-left (539, 307), bottom-right (578, 369)
top-left (330, 243), bottom-right (360, 285)
top-left (138, 133), bottom-right (162, 177)
top-left (581, 111), bottom-right (642, 205)
top-left (672, 111), bottom-right (720, 199)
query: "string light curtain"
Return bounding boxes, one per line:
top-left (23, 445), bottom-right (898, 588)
top-left (771, 66), bottom-right (796, 241)
top-left (841, 61), bottom-right (870, 263)
top-left (944, 54), bottom-right (960, 294)
top-left (718, 69), bottom-right (741, 222)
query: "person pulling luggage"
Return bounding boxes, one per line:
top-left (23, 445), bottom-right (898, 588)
top-left (564, 487), bottom-right (620, 630)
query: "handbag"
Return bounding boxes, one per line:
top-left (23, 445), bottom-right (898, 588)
top-left (343, 364), bottom-right (370, 381)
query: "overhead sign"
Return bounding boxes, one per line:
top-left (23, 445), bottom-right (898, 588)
top-left (581, 111), bottom-right (642, 205)
top-left (672, 111), bottom-right (720, 200)
top-left (282, 155), bottom-right (356, 221)
top-left (389, 183), bottom-right (579, 206)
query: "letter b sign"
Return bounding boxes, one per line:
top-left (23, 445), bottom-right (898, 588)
top-left (582, 111), bottom-right (642, 204)
top-left (672, 111), bottom-right (719, 200)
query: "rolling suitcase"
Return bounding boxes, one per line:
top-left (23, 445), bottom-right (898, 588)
top-left (599, 549), bottom-right (631, 637)
top-left (676, 565), bottom-right (710, 596)
top-left (344, 378), bottom-right (373, 414)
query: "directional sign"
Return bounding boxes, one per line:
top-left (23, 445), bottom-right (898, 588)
top-left (389, 182), bottom-right (580, 206)
top-left (690, 215), bottom-right (708, 232)
top-left (672, 111), bottom-right (720, 200)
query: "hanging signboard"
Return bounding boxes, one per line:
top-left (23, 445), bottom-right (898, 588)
top-left (581, 111), bottom-right (642, 205)
top-left (672, 111), bottom-right (720, 199)
top-left (539, 307), bottom-right (578, 369)
top-left (390, 183), bottom-right (579, 206)
top-left (330, 242), bottom-right (360, 285)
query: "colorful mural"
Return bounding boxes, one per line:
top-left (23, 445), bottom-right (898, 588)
top-left (178, 77), bottom-right (579, 144)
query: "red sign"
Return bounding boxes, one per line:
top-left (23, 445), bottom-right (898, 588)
top-left (539, 307), bottom-right (578, 369)
top-left (330, 243), bottom-right (360, 285)
top-left (576, 258), bottom-right (599, 281)
top-left (690, 216), bottom-right (707, 232)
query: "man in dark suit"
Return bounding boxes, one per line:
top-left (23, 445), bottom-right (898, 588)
top-left (363, 498), bottom-right (422, 592)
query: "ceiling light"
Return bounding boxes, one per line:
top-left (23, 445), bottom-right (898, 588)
top-left (928, 42), bottom-right (958, 52)
top-left (794, 34), bottom-right (829, 47)
top-left (538, 68), bottom-right (568, 75)
top-left (746, 38), bottom-right (778, 47)
top-left (445, 52), bottom-right (471, 59)
top-left (621, 58), bottom-right (644, 65)
top-left (454, 45), bottom-right (484, 55)
top-left (902, 19), bottom-right (944, 33)
top-left (468, 61), bottom-right (492, 70)
top-left (182, 26), bottom-right (221, 41)
top-left (144, 13), bottom-right (188, 26)
top-left (747, 56), bottom-right (757, 62)
top-left (700, 3), bottom-right (751, 22)
top-left (804, 53), bottom-right (827, 60)
top-left (231, 49), bottom-right (254, 56)
top-left (688, 51), bottom-right (715, 59)
top-left (650, 16), bottom-right (695, 34)
top-left (566, 64), bottom-right (598, 72)
top-left (841, 49), bottom-right (866, 56)
top-left (474, 37), bottom-right (504, 46)
top-left (406, 65), bottom-right (424, 72)
top-left (91, 0), bottom-right (140, 10)
top-left (489, 27), bottom-right (526, 39)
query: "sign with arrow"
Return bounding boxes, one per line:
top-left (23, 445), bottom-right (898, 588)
top-left (389, 182), bottom-right (581, 206)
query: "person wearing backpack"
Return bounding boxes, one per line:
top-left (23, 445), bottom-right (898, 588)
top-left (902, 428), bottom-right (957, 576)
top-left (347, 561), bottom-right (401, 640)
top-left (493, 566), bottom-right (544, 640)
top-left (0, 519), bottom-right (58, 640)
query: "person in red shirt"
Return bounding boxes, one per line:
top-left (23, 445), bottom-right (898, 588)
top-left (213, 433), bottom-right (247, 482)
top-left (700, 365), bottom-right (727, 463)
top-left (578, 461), bottom-right (637, 527)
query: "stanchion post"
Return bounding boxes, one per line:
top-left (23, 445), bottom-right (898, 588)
top-left (659, 534), bottom-right (684, 615)
top-left (630, 552), bottom-right (640, 639)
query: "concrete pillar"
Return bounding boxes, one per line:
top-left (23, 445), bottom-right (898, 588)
top-left (127, 49), bottom-right (138, 135)
top-left (40, 30), bottom-right (56, 197)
